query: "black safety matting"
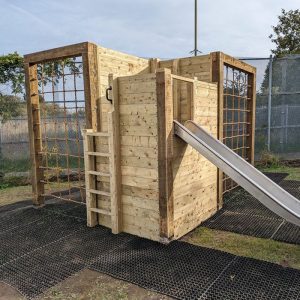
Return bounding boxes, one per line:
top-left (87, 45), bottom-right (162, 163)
top-left (1, 199), bottom-right (300, 299)
top-left (262, 172), bottom-right (289, 184)
top-left (0, 199), bottom-right (32, 214)
top-left (203, 174), bottom-right (300, 245)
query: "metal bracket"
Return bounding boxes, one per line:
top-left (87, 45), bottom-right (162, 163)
top-left (106, 86), bottom-right (113, 103)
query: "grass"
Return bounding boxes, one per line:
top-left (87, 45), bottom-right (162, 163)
top-left (257, 164), bottom-right (300, 181)
top-left (186, 227), bottom-right (300, 269)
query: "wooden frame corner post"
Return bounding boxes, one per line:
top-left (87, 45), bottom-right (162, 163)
top-left (248, 72), bottom-right (256, 165)
top-left (156, 69), bottom-right (174, 240)
top-left (25, 63), bottom-right (45, 206)
top-left (211, 52), bottom-right (224, 209)
top-left (108, 74), bottom-right (122, 234)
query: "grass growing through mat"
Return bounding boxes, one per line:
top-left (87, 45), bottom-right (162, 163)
top-left (186, 227), bottom-right (300, 269)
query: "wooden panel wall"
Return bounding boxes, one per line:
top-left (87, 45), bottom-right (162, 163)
top-left (103, 73), bottom-right (160, 240)
top-left (97, 46), bottom-right (150, 131)
top-left (95, 47), bottom-right (151, 228)
top-left (172, 81), bottom-right (218, 239)
top-left (159, 55), bottom-right (212, 83)
top-left (119, 73), bottom-right (160, 240)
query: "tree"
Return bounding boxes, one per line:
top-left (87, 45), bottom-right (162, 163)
top-left (0, 52), bottom-right (24, 95)
top-left (0, 95), bottom-right (24, 122)
top-left (0, 52), bottom-right (81, 97)
top-left (269, 9), bottom-right (300, 56)
top-left (0, 52), bottom-right (82, 121)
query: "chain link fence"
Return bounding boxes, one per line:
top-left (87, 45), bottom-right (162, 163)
top-left (0, 116), bottom-right (85, 178)
top-left (242, 55), bottom-right (300, 160)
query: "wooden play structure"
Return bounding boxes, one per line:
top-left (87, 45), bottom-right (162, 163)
top-left (24, 42), bottom-right (256, 242)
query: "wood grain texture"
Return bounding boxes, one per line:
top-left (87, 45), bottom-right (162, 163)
top-left (156, 69), bottom-right (174, 240)
top-left (25, 63), bottom-right (45, 206)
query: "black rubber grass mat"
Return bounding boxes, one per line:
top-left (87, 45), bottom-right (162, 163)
top-left (0, 209), bottom-right (85, 265)
top-left (0, 199), bottom-right (32, 214)
top-left (0, 226), bottom-right (133, 299)
top-left (262, 172), bottom-right (289, 184)
top-left (90, 237), bottom-right (300, 300)
top-left (203, 177), bottom-right (300, 245)
top-left (1, 199), bottom-right (300, 300)
top-left (205, 212), bottom-right (283, 239)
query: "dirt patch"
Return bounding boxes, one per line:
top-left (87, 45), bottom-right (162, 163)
top-left (40, 269), bottom-right (172, 300)
top-left (0, 185), bottom-right (33, 207)
top-left (0, 282), bottom-right (23, 300)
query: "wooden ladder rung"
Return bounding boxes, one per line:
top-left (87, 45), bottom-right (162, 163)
top-left (89, 207), bottom-right (111, 215)
top-left (87, 170), bottom-right (110, 177)
top-left (87, 189), bottom-right (111, 197)
top-left (86, 132), bottom-right (109, 137)
top-left (87, 151), bottom-right (110, 157)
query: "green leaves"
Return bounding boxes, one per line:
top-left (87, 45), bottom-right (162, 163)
top-left (0, 94), bottom-right (24, 123)
top-left (270, 9), bottom-right (300, 57)
top-left (0, 52), bottom-right (24, 95)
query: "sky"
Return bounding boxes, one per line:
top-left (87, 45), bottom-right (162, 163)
top-left (0, 0), bottom-right (299, 58)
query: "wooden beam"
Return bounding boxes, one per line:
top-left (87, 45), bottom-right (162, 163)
top-left (222, 53), bottom-right (256, 74)
top-left (24, 42), bottom-right (91, 64)
top-left (149, 58), bottom-right (160, 73)
top-left (156, 68), bottom-right (174, 240)
top-left (82, 43), bottom-right (99, 130)
top-left (108, 74), bottom-right (122, 234)
top-left (248, 71), bottom-right (257, 165)
top-left (25, 63), bottom-right (44, 206)
top-left (211, 52), bottom-right (224, 208)
top-left (172, 59), bottom-right (180, 122)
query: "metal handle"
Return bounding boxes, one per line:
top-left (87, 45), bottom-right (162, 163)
top-left (106, 86), bottom-right (113, 103)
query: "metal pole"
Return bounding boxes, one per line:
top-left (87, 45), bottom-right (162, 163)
top-left (194, 0), bottom-right (198, 56)
top-left (267, 55), bottom-right (273, 151)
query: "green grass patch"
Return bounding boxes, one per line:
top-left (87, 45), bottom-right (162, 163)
top-left (187, 227), bottom-right (300, 269)
top-left (0, 176), bottom-right (30, 190)
top-left (257, 165), bottom-right (300, 181)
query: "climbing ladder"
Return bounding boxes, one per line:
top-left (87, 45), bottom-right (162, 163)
top-left (82, 110), bottom-right (121, 234)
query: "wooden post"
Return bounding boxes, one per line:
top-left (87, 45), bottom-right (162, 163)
top-left (25, 63), bottom-right (45, 206)
top-left (108, 74), bottom-right (122, 234)
top-left (211, 52), bottom-right (224, 208)
top-left (150, 58), bottom-right (160, 73)
top-left (156, 68), bottom-right (174, 240)
top-left (248, 72), bottom-right (256, 165)
top-left (172, 59), bottom-right (182, 122)
top-left (82, 43), bottom-right (99, 131)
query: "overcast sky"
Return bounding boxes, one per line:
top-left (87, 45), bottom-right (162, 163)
top-left (0, 0), bottom-right (299, 58)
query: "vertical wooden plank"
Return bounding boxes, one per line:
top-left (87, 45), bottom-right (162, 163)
top-left (211, 52), bottom-right (224, 208)
top-left (108, 74), bottom-right (122, 234)
top-left (172, 59), bottom-right (181, 122)
top-left (82, 43), bottom-right (99, 130)
top-left (248, 72), bottom-right (256, 165)
top-left (25, 63), bottom-right (44, 206)
top-left (82, 129), bottom-right (98, 226)
top-left (156, 68), bottom-right (174, 240)
top-left (150, 58), bottom-right (160, 73)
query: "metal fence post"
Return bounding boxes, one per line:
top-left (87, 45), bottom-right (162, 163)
top-left (267, 55), bottom-right (273, 151)
top-left (0, 117), bottom-right (3, 160)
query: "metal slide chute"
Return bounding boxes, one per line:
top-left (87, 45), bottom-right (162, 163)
top-left (174, 120), bottom-right (300, 227)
